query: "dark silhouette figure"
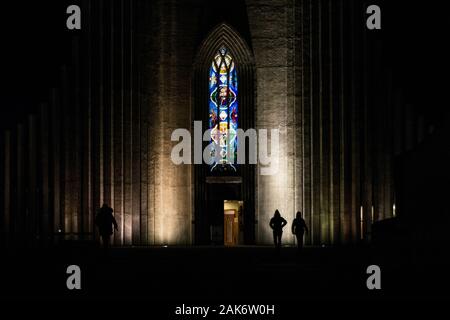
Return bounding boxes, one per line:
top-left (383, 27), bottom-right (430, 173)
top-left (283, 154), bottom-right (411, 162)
top-left (269, 210), bottom-right (287, 248)
top-left (292, 211), bottom-right (308, 250)
top-left (95, 204), bottom-right (118, 249)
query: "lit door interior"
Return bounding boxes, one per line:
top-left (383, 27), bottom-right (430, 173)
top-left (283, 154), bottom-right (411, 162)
top-left (224, 200), bottom-right (243, 246)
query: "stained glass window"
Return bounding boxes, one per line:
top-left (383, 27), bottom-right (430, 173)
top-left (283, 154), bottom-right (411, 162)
top-left (209, 47), bottom-right (238, 172)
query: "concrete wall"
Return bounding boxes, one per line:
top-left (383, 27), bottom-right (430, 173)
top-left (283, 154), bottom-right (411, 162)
top-left (247, 0), bottom-right (296, 244)
top-left (0, 0), bottom-right (410, 247)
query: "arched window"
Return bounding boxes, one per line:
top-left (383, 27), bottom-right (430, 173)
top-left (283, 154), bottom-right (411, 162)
top-left (193, 23), bottom-right (255, 244)
top-left (209, 47), bottom-right (238, 172)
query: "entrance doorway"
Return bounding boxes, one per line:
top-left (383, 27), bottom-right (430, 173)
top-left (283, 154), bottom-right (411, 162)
top-left (198, 177), bottom-right (254, 245)
top-left (224, 200), bottom-right (243, 246)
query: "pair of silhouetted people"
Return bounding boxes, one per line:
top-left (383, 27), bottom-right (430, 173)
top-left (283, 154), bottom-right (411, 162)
top-left (269, 210), bottom-right (308, 250)
top-left (95, 203), bottom-right (118, 249)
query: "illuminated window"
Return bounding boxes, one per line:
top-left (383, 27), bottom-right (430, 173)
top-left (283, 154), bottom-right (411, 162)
top-left (209, 47), bottom-right (238, 172)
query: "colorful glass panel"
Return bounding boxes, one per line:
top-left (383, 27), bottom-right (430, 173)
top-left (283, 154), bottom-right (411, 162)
top-left (208, 47), bottom-right (238, 172)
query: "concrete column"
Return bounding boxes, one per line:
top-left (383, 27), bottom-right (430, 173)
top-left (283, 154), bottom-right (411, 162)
top-left (72, 35), bottom-right (82, 234)
top-left (349, 0), bottom-right (361, 242)
top-left (99, 0), bottom-right (105, 210)
top-left (3, 131), bottom-right (11, 245)
top-left (122, 0), bottom-right (133, 245)
top-left (61, 66), bottom-right (72, 235)
top-left (340, 0), bottom-right (353, 243)
top-left (137, 0), bottom-right (149, 244)
top-left (50, 89), bottom-right (61, 235)
top-left (142, 0), bottom-right (161, 245)
top-left (102, 0), bottom-right (113, 213)
top-left (40, 104), bottom-right (50, 244)
top-left (131, 0), bottom-right (141, 245)
top-left (113, 0), bottom-right (124, 245)
top-left (362, 0), bottom-right (373, 240)
top-left (144, 0), bottom-right (193, 245)
top-left (16, 124), bottom-right (25, 245)
top-left (310, 0), bottom-right (322, 245)
top-left (300, 0), bottom-right (313, 245)
top-left (248, 0), bottom-right (296, 245)
top-left (92, 0), bottom-right (105, 235)
top-left (329, 0), bottom-right (342, 244)
top-left (80, 0), bottom-right (93, 235)
top-left (318, 0), bottom-right (332, 245)
top-left (28, 115), bottom-right (37, 245)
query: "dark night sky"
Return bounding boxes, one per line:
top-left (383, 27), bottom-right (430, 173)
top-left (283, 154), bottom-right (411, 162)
top-left (0, 1), bottom-right (447, 129)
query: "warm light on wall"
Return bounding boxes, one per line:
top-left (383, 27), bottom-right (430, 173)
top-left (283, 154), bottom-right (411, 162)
top-left (257, 149), bottom-right (295, 245)
top-left (150, 137), bottom-right (192, 245)
top-left (360, 206), bottom-right (364, 240)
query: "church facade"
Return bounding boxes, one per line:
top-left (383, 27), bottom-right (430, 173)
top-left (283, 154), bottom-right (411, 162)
top-left (2, 0), bottom-right (415, 248)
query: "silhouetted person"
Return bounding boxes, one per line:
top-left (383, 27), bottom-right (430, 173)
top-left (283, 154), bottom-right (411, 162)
top-left (95, 204), bottom-right (118, 249)
top-left (292, 211), bottom-right (308, 250)
top-left (269, 210), bottom-right (287, 248)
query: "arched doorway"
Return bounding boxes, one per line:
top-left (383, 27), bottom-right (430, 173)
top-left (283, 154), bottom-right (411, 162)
top-left (192, 23), bottom-right (256, 245)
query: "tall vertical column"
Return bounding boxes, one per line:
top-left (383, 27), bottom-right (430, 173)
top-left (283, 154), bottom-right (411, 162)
top-left (131, 0), bottom-right (141, 245)
top-left (123, 0), bottom-right (133, 245)
top-left (72, 35), bottom-right (82, 235)
top-left (108, 0), bottom-right (116, 243)
top-left (144, 0), bottom-right (161, 245)
top-left (102, 1), bottom-right (115, 242)
top-left (99, 0), bottom-right (105, 210)
top-left (101, 0), bottom-right (116, 244)
top-left (301, 0), bottom-right (313, 245)
top-left (91, 0), bottom-right (100, 238)
top-left (362, 0), bottom-right (373, 240)
top-left (40, 104), bottom-right (50, 244)
top-left (113, 0), bottom-right (124, 245)
top-left (350, 1), bottom-right (361, 242)
top-left (340, 0), bottom-right (352, 243)
top-left (155, 0), bottom-right (168, 245)
top-left (330, 0), bottom-right (341, 244)
top-left (91, 0), bottom-right (105, 233)
top-left (3, 131), bottom-right (11, 246)
top-left (138, 0), bottom-right (149, 246)
top-left (50, 89), bottom-right (61, 235)
top-left (28, 115), bottom-right (37, 245)
top-left (310, 0), bottom-right (322, 245)
top-left (248, 0), bottom-right (295, 244)
top-left (318, 0), bottom-right (331, 245)
top-left (329, 0), bottom-right (342, 244)
top-left (80, 0), bottom-right (93, 236)
top-left (16, 124), bottom-right (25, 244)
top-left (61, 66), bottom-right (72, 235)
top-left (292, 0), bottom-right (302, 237)
top-left (0, 133), bottom-right (3, 247)
top-left (384, 72), bottom-right (394, 219)
top-left (103, 0), bottom-right (112, 211)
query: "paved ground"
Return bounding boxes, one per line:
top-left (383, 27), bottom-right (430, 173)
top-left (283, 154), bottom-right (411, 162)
top-left (1, 244), bottom-right (449, 308)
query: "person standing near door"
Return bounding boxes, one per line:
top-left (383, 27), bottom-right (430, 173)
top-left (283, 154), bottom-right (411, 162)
top-left (269, 210), bottom-right (287, 249)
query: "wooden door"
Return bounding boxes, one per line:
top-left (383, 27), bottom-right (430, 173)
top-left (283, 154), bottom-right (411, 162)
top-left (224, 210), bottom-right (236, 246)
